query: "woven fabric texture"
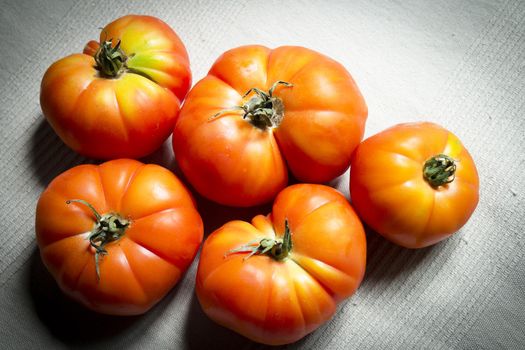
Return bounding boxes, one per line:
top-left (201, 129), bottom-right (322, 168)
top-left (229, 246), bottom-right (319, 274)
top-left (0, 0), bottom-right (524, 349)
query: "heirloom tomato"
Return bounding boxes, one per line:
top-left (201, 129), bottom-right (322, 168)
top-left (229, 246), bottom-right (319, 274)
top-left (196, 184), bottom-right (366, 345)
top-left (173, 45), bottom-right (367, 207)
top-left (350, 122), bottom-right (479, 248)
top-left (35, 159), bottom-right (203, 315)
top-left (40, 15), bottom-right (191, 159)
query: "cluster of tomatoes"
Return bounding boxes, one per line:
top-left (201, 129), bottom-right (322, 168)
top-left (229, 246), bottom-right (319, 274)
top-left (35, 15), bottom-right (479, 345)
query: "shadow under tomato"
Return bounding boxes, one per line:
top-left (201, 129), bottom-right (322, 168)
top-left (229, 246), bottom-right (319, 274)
top-left (139, 134), bottom-right (177, 170)
top-left (183, 291), bottom-right (257, 349)
top-left (346, 171), bottom-right (459, 284)
top-left (194, 192), bottom-right (273, 237)
top-left (28, 247), bottom-right (187, 346)
top-left (361, 224), bottom-right (458, 285)
top-left (29, 115), bottom-right (180, 188)
top-left (183, 283), bottom-right (337, 350)
top-left (28, 117), bottom-right (92, 187)
top-left (29, 248), bottom-right (136, 344)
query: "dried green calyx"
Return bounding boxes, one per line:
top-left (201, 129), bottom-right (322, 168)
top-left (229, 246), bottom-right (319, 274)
top-left (66, 199), bottom-right (130, 280)
top-left (209, 81), bottom-right (293, 129)
top-left (423, 154), bottom-right (457, 187)
top-left (93, 39), bottom-right (129, 78)
top-left (227, 219), bottom-right (293, 261)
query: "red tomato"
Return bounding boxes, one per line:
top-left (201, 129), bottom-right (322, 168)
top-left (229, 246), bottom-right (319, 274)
top-left (35, 159), bottom-right (203, 315)
top-left (350, 122), bottom-right (479, 248)
top-left (196, 184), bottom-right (367, 345)
top-left (40, 15), bottom-right (191, 159)
top-left (173, 45), bottom-right (367, 207)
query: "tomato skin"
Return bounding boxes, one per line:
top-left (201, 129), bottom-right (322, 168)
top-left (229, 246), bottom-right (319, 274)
top-left (350, 122), bottom-right (479, 248)
top-left (196, 184), bottom-right (366, 345)
top-left (173, 45), bottom-right (367, 207)
top-left (35, 159), bottom-right (203, 315)
top-left (40, 15), bottom-right (191, 159)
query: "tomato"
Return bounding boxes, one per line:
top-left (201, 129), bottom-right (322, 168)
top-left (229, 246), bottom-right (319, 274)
top-left (173, 45), bottom-right (367, 207)
top-left (40, 15), bottom-right (191, 159)
top-left (196, 184), bottom-right (366, 345)
top-left (35, 159), bottom-right (203, 315)
top-left (350, 122), bottom-right (479, 248)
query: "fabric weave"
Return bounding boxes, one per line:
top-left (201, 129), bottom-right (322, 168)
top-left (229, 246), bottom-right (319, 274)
top-left (0, 0), bottom-right (524, 348)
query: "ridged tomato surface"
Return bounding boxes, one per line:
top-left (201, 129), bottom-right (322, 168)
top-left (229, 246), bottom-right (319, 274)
top-left (41, 15), bottom-right (191, 159)
top-left (35, 159), bottom-right (203, 315)
top-left (196, 184), bottom-right (366, 345)
top-left (173, 46), bottom-right (367, 206)
top-left (350, 122), bottom-right (479, 248)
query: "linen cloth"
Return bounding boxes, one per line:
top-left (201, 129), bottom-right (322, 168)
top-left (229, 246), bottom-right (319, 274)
top-left (0, 0), bottom-right (524, 348)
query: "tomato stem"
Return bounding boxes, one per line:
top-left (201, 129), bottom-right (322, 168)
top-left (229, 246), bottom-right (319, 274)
top-left (93, 38), bottom-right (130, 78)
top-left (226, 219), bottom-right (293, 261)
top-left (423, 154), bottom-right (457, 187)
top-left (66, 199), bottom-right (130, 281)
top-left (209, 81), bottom-right (293, 129)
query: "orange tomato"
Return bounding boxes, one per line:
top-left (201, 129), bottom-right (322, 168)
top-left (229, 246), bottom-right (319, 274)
top-left (196, 184), bottom-right (366, 345)
top-left (35, 159), bottom-right (203, 315)
top-left (40, 15), bottom-right (191, 159)
top-left (350, 122), bottom-right (479, 248)
top-left (173, 45), bottom-right (367, 207)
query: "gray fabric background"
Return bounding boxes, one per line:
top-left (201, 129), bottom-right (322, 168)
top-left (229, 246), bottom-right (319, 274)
top-left (1, 0), bottom-right (524, 348)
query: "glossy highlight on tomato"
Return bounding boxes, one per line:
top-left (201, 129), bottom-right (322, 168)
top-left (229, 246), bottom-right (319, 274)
top-left (40, 15), bottom-right (191, 159)
top-left (173, 45), bottom-right (367, 207)
top-left (350, 122), bottom-right (479, 248)
top-left (196, 184), bottom-right (367, 345)
top-left (35, 159), bottom-right (203, 315)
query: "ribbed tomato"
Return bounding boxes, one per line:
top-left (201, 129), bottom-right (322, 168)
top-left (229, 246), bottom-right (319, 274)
top-left (35, 159), bottom-right (203, 315)
top-left (196, 184), bottom-right (366, 345)
top-left (350, 122), bottom-right (479, 248)
top-left (40, 15), bottom-right (191, 159)
top-left (173, 45), bottom-right (367, 207)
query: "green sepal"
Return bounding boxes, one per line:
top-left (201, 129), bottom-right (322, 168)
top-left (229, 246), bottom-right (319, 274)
top-left (66, 199), bottom-right (129, 281)
top-left (423, 154), bottom-right (457, 187)
top-left (208, 81), bottom-right (293, 129)
top-left (225, 219), bottom-right (293, 261)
